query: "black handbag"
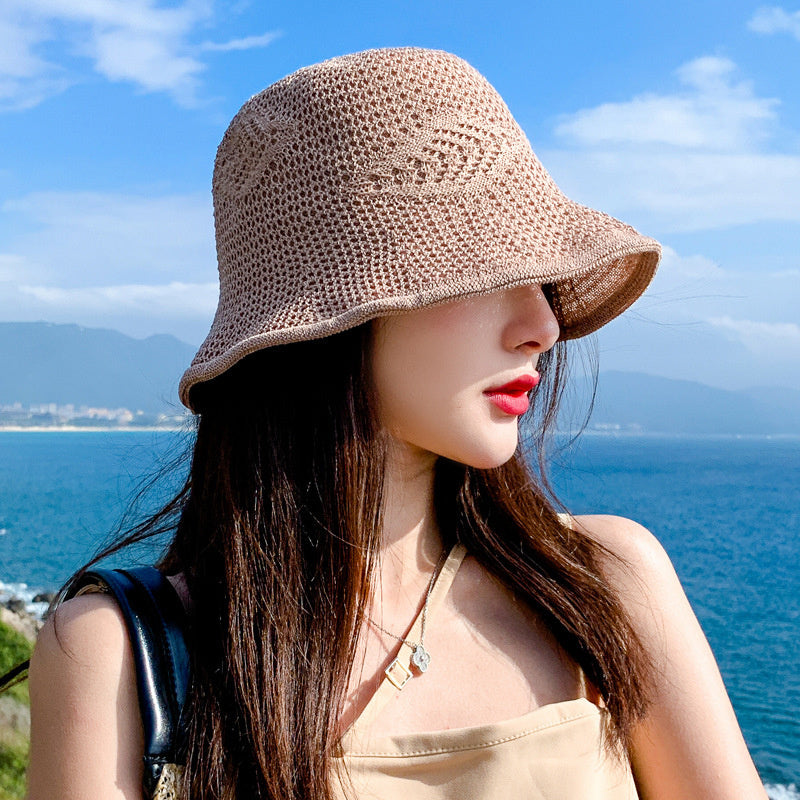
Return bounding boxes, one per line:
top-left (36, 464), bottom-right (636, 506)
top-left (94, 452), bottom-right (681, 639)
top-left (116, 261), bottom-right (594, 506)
top-left (69, 567), bottom-right (190, 798)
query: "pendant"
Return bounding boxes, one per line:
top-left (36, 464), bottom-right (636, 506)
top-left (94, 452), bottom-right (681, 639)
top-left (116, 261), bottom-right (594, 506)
top-left (385, 658), bottom-right (412, 690)
top-left (411, 644), bottom-right (431, 673)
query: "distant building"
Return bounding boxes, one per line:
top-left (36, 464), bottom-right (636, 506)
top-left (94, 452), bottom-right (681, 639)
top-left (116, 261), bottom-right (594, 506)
top-left (0, 403), bottom-right (189, 428)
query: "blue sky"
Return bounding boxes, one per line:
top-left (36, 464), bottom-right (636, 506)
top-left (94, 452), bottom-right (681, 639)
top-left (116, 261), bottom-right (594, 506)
top-left (1, 0), bottom-right (799, 391)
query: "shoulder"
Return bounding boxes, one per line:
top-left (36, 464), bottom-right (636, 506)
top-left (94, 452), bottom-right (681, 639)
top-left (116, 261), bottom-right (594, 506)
top-left (566, 513), bottom-right (667, 566)
top-left (31, 591), bottom-right (134, 684)
top-left (566, 513), bottom-right (678, 595)
top-left (563, 514), bottom-right (688, 647)
top-left (27, 593), bottom-right (145, 799)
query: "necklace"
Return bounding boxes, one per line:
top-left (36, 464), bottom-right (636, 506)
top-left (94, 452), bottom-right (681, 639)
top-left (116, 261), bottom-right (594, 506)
top-left (368, 547), bottom-right (449, 679)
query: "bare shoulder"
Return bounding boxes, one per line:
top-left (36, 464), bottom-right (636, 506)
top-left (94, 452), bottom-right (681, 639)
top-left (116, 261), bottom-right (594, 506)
top-left (566, 514), bottom-right (680, 601)
top-left (33, 592), bottom-right (129, 667)
top-left (567, 513), bottom-right (667, 565)
top-left (563, 514), bottom-right (691, 653)
top-left (28, 593), bottom-right (144, 799)
top-left (30, 591), bottom-right (138, 700)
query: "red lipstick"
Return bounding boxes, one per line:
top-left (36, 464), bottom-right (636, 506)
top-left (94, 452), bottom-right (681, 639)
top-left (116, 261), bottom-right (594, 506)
top-left (483, 373), bottom-right (540, 416)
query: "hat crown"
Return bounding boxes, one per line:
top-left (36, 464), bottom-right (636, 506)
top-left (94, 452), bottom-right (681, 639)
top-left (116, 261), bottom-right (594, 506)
top-left (213, 48), bottom-right (527, 204)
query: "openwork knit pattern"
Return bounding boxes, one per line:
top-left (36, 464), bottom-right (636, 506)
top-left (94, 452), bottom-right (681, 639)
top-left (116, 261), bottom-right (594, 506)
top-left (152, 763), bottom-right (183, 800)
top-left (179, 47), bottom-right (661, 409)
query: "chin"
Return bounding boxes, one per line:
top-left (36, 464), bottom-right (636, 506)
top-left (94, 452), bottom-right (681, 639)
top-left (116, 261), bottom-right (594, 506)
top-left (469, 451), bottom-right (517, 470)
top-left (449, 433), bottom-right (519, 470)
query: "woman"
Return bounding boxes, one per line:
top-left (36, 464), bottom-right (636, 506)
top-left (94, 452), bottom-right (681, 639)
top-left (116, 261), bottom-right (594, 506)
top-left (25, 48), bottom-right (766, 799)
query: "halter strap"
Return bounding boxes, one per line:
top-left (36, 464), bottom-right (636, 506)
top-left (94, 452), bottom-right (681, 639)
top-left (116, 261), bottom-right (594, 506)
top-left (347, 543), bottom-right (468, 736)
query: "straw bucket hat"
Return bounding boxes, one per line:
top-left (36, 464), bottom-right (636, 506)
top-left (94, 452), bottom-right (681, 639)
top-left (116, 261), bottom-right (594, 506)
top-left (179, 47), bottom-right (660, 410)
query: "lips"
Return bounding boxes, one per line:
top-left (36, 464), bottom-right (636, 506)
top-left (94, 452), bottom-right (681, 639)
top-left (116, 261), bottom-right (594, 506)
top-left (483, 372), bottom-right (540, 416)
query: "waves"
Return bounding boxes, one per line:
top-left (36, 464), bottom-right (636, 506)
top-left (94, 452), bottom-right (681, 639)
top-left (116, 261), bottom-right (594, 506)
top-left (767, 785), bottom-right (800, 800)
top-left (0, 580), bottom-right (50, 619)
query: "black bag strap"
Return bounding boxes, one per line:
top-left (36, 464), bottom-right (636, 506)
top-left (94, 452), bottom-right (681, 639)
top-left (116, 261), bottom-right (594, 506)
top-left (69, 566), bottom-right (190, 797)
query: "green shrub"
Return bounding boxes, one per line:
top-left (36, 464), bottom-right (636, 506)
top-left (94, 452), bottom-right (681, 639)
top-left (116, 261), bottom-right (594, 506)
top-left (0, 737), bottom-right (27, 800)
top-left (0, 620), bottom-right (33, 799)
top-left (0, 622), bottom-right (32, 706)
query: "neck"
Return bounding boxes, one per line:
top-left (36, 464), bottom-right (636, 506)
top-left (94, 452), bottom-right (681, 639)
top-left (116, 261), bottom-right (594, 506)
top-left (374, 438), bottom-right (443, 614)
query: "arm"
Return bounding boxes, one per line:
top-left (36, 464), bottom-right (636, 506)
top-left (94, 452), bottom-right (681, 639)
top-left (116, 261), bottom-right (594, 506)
top-left (573, 514), bottom-right (768, 800)
top-left (26, 594), bottom-right (145, 800)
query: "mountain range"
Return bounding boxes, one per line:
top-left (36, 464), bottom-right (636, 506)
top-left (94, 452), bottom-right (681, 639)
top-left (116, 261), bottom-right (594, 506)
top-left (573, 371), bottom-right (800, 435)
top-left (1, 322), bottom-right (798, 433)
top-left (0, 322), bottom-right (194, 413)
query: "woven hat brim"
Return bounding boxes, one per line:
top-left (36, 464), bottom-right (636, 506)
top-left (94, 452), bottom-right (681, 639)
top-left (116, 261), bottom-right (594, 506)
top-left (178, 216), bottom-right (660, 410)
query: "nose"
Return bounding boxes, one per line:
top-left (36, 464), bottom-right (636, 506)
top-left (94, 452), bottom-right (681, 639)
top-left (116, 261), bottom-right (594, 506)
top-left (503, 284), bottom-right (561, 355)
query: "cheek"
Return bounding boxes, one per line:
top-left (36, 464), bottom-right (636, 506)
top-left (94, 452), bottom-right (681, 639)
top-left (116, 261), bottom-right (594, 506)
top-left (372, 325), bottom-right (456, 438)
top-left (371, 318), bottom-right (520, 467)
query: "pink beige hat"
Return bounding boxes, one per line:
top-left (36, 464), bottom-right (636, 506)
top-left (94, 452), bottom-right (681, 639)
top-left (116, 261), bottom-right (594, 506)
top-left (179, 47), bottom-right (660, 410)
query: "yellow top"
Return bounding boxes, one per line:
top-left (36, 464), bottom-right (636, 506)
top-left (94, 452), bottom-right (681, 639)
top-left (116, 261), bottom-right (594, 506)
top-left (334, 545), bottom-right (639, 800)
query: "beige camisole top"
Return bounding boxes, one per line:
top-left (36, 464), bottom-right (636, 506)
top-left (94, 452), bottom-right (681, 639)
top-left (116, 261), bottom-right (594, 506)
top-left (334, 545), bottom-right (639, 800)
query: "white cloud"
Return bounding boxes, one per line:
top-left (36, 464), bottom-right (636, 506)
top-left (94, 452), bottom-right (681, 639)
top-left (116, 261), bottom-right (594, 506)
top-left (0, 190), bottom-right (217, 340)
top-left (545, 56), bottom-right (800, 233)
top-left (629, 246), bottom-right (800, 327)
top-left (2, 190), bottom-right (215, 285)
top-left (0, 1), bottom-right (277, 109)
top-left (0, 278), bottom-right (215, 342)
top-left (748, 6), bottom-right (800, 40)
top-left (658, 247), bottom-right (724, 279)
top-left (0, 254), bottom-right (30, 282)
top-left (0, 13), bottom-right (72, 110)
top-left (17, 280), bottom-right (217, 316)
top-left (709, 315), bottom-right (800, 342)
top-left (708, 315), bottom-right (800, 356)
top-left (543, 149), bottom-right (800, 232)
top-left (89, 26), bottom-right (203, 100)
top-left (555, 56), bottom-right (777, 151)
top-left (200, 30), bottom-right (280, 52)
top-left (594, 246), bottom-right (800, 390)
top-left (0, 15), bottom-right (50, 79)
top-left (770, 268), bottom-right (800, 278)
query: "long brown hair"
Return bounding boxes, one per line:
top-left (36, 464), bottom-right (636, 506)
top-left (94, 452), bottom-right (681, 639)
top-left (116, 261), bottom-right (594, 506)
top-left (58, 317), bottom-right (650, 799)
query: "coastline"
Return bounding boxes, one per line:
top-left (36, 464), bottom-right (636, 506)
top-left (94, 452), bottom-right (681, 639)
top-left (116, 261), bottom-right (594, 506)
top-left (1, 426), bottom-right (799, 439)
top-left (0, 425), bottom-right (187, 432)
top-left (575, 430), bottom-right (800, 441)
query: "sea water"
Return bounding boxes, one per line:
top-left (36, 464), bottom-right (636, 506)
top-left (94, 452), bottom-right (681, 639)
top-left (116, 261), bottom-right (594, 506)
top-left (0, 430), bottom-right (797, 796)
top-left (551, 434), bottom-right (799, 797)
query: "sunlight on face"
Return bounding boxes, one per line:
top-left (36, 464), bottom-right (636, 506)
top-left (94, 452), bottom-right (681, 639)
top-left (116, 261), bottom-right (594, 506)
top-left (370, 285), bottom-right (560, 470)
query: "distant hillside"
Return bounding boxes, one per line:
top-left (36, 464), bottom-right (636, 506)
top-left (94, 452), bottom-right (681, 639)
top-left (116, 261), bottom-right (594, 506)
top-left (0, 322), bottom-right (196, 413)
top-left (574, 371), bottom-right (800, 435)
top-left (1, 323), bottom-right (798, 433)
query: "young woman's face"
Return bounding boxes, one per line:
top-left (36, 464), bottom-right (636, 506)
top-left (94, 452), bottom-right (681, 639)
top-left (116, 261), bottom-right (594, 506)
top-left (370, 285), bottom-right (560, 469)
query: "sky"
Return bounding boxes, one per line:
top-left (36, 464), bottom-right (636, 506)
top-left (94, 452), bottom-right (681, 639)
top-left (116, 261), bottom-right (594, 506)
top-left (1, 0), bottom-right (799, 392)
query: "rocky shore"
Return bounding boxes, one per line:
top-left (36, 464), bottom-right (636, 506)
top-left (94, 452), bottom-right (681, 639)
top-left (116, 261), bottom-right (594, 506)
top-left (0, 599), bottom-right (49, 644)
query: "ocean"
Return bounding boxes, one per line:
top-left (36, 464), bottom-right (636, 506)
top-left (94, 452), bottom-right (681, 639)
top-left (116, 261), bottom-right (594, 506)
top-left (0, 430), bottom-right (797, 797)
